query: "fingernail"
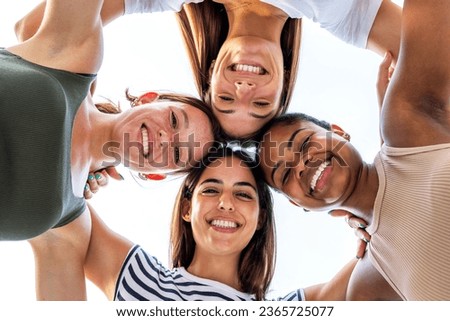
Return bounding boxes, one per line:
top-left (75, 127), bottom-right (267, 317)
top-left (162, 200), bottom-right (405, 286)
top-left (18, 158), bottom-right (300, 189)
top-left (327, 211), bottom-right (334, 215)
top-left (356, 255), bottom-right (361, 260)
top-left (358, 223), bottom-right (367, 228)
top-left (95, 174), bottom-right (102, 180)
top-left (119, 173), bottom-right (125, 181)
top-left (363, 237), bottom-right (370, 243)
top-left (84, 184), bottom-right (89, 191)
top-left (88, 174), bottom-right (95, 180)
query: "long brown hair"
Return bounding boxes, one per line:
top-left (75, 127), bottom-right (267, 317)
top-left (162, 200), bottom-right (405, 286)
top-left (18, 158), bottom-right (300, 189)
top-left (170, 146), bottom-right (276, 300)
top-left (176, 1), bottom-right (302, 115)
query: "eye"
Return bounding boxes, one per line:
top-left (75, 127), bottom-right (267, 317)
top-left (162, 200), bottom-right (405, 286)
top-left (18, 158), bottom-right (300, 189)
top-left (254, 101), bottom-right (270, 107)
top-left (174, 146), bottom-right (180, 164)
top-left (202, 187), bottom-right (219, 195)
top-left (218, 95), bottom-right (234, 102)
top-left (299, 135), bottom-right (312, 154)
top-left (171, 111), bottom-right (178, 129)
top-left (235, 191), bottom-right (254, 200)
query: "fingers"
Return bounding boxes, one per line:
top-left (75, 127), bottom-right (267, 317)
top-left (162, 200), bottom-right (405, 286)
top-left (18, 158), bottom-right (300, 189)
top-left (356, 239), bottom-right (367, 260)
top-left (104, 167), bottom-right (124, 181)
top-left (376, 51), bottom-right (394, 107)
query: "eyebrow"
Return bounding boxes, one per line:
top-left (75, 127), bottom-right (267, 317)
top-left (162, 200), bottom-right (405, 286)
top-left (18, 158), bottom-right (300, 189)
top-left (214, 106), bottom-right (274, 119)
top-left (180, 109), bottom-right (189, 128)
top-left (177, 108), bottom-right (191, 167)
top-left (270, 128), bottom-right (306, 184)
top-left (198, 178), bottom-right (257, 192)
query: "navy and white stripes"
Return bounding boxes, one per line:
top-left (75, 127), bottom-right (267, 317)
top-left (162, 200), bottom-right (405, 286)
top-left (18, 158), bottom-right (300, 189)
top-left (114, 245), bottom-right (305, 301)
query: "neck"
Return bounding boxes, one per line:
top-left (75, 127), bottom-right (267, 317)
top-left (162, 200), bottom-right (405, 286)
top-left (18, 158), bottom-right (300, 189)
top-left (223, 1), bottom-right (288, 42)
top-left (187, 250), bottom-right (241, 291)
top-left (339, 162), bottom-right (379, 225)
top-left (71, 100), bottom-right (116, 181)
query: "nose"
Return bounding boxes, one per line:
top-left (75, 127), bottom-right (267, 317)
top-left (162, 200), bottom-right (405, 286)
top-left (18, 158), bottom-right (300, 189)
top-left (235, 80), bottom-right (255, 92)
top-left (158, 129), bottom-right (169, 147)
top-left (217, 194), bottom-right (235, 212)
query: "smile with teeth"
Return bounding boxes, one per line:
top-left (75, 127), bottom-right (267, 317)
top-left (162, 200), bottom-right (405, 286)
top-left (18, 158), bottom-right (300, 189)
top-left (231, 63), bottom-right (267, 75)
top-left (210, 219), bottom-right (239, 229)
top-left (141, 125), bottom-right (149, 156)
top-left (310, 160), bottom-right (330, 192)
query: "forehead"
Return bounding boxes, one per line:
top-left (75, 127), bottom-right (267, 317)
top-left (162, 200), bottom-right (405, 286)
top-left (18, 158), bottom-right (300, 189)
top-left (199, 157), bottom-right (255, 183)
top-left (259, 120), bottom-right (321, 166)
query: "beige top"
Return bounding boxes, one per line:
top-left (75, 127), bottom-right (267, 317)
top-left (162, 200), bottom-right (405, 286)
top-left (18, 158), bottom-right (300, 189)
top-left (368, 143), bottom-right (450, 300)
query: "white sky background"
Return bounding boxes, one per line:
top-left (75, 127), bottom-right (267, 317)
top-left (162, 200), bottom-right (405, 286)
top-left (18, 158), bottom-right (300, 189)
top-left (0, 1), bottom-right (402, 302)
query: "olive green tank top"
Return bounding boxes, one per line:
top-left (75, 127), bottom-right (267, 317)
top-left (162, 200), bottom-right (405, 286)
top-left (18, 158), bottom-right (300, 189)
top-left (0, 49), bottom-right (95, 240)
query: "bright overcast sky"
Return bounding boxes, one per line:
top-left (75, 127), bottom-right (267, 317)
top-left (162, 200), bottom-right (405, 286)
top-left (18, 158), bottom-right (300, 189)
top-left (0, 0), bottom-right (403, 303)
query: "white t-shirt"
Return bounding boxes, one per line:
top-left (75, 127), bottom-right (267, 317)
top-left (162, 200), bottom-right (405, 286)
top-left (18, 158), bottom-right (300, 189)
top-left (262, 0), bottom-right (383, 48)
top-left (123, 0), bottom-right (383, 48)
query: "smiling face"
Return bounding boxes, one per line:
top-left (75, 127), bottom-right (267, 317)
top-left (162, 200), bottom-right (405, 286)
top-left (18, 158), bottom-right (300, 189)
top-left (259, 120), bottom-right (364, 211)
top-left (109, 101), bottom-right (214, 174)
top-left (209, 36), bottom-right (285, 138)
top-left (186, 156), bottom-right (260, 258)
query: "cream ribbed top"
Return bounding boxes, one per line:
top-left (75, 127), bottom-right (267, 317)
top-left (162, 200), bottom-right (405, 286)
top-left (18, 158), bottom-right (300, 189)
top-left (368, 143), bottom-right (450, 300)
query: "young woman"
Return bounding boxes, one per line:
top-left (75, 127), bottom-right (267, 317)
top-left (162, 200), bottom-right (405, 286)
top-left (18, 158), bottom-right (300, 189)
top-left (175, 0), bottom-right (401, 139)
top-left (258, 0), bottom-right (450, 300)
top-left (0, 0), bottom-right (218, 299)
top-left (83, 147), bottom-right (357, 300)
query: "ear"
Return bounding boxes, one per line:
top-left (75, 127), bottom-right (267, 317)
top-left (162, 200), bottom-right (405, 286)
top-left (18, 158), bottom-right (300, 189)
top-left (330, 124), bottom-right (351, 141)
top-left (135, 92), bottom-right (159, 106)
top-left (181, 199), bottom-right (191, 222)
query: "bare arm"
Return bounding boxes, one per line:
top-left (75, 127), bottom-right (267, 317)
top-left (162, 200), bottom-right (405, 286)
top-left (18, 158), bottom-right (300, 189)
top-left (381, 0), bottom-right (450, 147)
top-left (84, 203), bottom-right (133, 300)
top-left (367, 0), bottom-right (401, 63)
top-left (15, 0), bottom-right (125, 42)
top-left (8, 0), bottom-right (104, 74)
top-left (28, 209), bottom-right (92, 300)
top-left (303, 258), bottom-right (357, 301)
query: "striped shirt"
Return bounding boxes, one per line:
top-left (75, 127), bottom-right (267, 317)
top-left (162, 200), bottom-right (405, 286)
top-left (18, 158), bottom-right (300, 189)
top-left (114, 245), bottom-right (305, 301)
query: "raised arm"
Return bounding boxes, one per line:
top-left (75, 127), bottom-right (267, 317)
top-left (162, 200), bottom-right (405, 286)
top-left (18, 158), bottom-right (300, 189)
top-left (15, 0), bottom-right (125, 42)
top-left (381, 0), bottom-right (450, 147)
top-left (367, 0), bottom-right (401, 63)
top-left (84, 203), bottom-right (133, 300)
top-left (8, 0), bottom-right (104, 74)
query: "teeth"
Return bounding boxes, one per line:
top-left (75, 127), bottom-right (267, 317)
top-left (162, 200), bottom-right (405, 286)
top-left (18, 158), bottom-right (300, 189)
top-left (211, 220), bottom-right (238, 229)
top-left (141, 126), bottom-right (149, 156)
top-left (310, 161), bottom-right (330, 192)
top-left (232, 63), bottom-right (265, 75)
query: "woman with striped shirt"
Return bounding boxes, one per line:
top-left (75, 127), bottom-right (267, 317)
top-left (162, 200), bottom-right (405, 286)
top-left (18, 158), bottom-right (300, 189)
top-left (84, 147), bottom-right (356, 300)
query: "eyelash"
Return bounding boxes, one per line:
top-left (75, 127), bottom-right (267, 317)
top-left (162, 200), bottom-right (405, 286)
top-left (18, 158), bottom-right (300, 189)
top-left (219, 95), bottom-right (234, 102)
top-left (171, 111), bottom-right (178, 129)
top-left (201, 188), bottom-right (254, 200)
top-left (281, 136), bottom-right (312, 186)
top-left (254, 101), bottom-right (270, 107)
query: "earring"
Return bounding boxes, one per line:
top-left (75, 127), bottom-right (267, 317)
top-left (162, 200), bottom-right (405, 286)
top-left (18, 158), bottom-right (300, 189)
top-left (138, 173), bottom-right (166, 181)
top-left (342, 133), bottom-right (351, 141)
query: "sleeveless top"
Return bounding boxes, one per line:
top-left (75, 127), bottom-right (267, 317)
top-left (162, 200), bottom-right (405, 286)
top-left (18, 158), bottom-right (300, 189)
top-left (0, 49), bottom-right (95, 240)
top-left (368, 143), bottom-right (450, 300)
top-left (115, 245), bottom-right (305, 301)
